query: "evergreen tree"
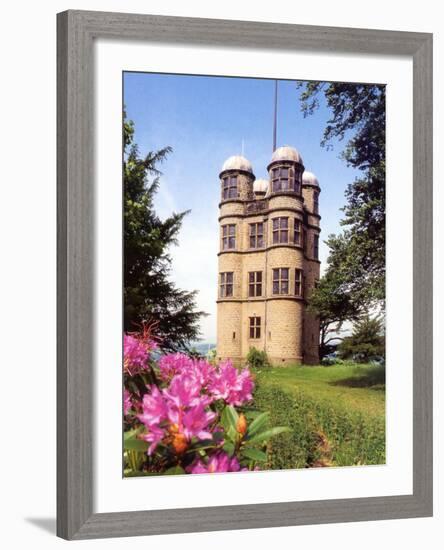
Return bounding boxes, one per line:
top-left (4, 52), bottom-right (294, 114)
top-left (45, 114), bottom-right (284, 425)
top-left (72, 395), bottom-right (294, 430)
top-left (123, 116), bottom-right (205, 351)
top-left (339, 316), bottom-right (385, 362)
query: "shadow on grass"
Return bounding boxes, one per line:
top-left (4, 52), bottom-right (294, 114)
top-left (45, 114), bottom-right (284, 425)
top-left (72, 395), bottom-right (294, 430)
top-left (329, 364), bottom-right (385, 390)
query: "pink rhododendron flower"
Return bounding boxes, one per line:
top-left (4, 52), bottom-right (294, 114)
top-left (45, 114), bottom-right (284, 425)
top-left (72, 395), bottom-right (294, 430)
top-left (228, 368), bottom-right (254, 406)
top-left (163, 372), bottom-right (204, 409)
top-left (158, 354), bottom-right (217, 388)
top-left (123, 334), bottom-right (150, 376)
top-left (138, 380), bottom-right (217, 454)
top-left (158, 353), bottom-right (194, 380)
top-left (141, 425), bottom-right (165, 456)
top-left (188, 359), bottom-right (216, 388)
top-left (187, 451), bottom-right (246, 474)
top-left (209, 361), bottom-right (254, 406)
top-left (181, 401), bottom-right (217, 440)
top-left (124, 326), bottom-right (269, 473)
top-left (137, 387), bottom-right (168, 455)
top-left (163, 374), bottom-right (216, 442)
top-left (123, 389), bottom-right (132, 415)
top-left (134, 353), bottom-right (255, 457)
top-left (138, 386), bottom-right (168, 427)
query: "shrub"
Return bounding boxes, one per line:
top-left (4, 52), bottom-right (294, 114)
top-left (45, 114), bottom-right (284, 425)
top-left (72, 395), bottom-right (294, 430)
top-left (123, 330), bottom-right (288, 476)
top-left (247, 346), bottom-right (271, 369)
top-left (321, 353), bottom-right (345, 366)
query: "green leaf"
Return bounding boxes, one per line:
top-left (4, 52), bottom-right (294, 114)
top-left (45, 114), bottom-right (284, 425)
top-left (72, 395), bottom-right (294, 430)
top-left (246, 426), bottom-right (291, 445)
top-left (124, 438), bottom-right (149, 453)
top-left (226, 426), bottom-right (238, 443)
top-left (212, 430), bottom-right (225, 442)
top-left (124, 427), bottom-right (148, 452)
top-left (241, 448), bottom-right (268, 462)
top-left (221, 405), bottom-right (239, 432)
top-left (223, 441), bottom-right (235, 457)
top-left (124, 427), bottom-right (144, 441)
top-left (246, 412), bottom-right (269, 438)
top-left (165, 465), bottom-right (186, 475)
top-left (244, 410), bottom-right (263, 421)
top-left (186, 440), bottom-right (218, 454)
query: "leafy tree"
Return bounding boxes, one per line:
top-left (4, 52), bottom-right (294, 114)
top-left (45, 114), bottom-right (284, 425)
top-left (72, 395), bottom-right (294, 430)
top-left (298, 82), bottom-right (386, 307)
top-left (308, 236), bottom-right (361, 358)
top-left (124, 115), bottom-right (205, 351)
top-left (338, 315), bottom-right (385, 362)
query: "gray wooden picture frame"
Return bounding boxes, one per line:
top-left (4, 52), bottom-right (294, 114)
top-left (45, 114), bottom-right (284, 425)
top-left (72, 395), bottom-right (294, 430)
top-left (57, 9), bottom-right (433, 540)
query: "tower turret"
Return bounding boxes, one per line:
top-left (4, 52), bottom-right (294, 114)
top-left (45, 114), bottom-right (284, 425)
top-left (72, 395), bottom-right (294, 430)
top-left (253, 178), bottom-right (269, 198)
top-left (302, 170), bottom-right (320, 215)
top-left (219, 155), bottom-right (255, 202)
top-left (301, 170), bottom-right (321, 364)
top-left (217, 155), bottom-right (255, 365)
top-left (216, 148), bottom-right (321, 366)
top-left (267, 146), bottom-right (304, 196)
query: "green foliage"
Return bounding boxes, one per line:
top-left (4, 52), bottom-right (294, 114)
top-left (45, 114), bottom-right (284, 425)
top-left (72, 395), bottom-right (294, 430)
top-left (246, 364), bottom-right (385, 469)
top-left (218, 405), bottom-right (290, 469)
top-left (123, 113), bottom-right (206, 351)
top-left (186, 347), bottom-right (204, 360)
top-left (321, 356), bottom-right (345, 366)
top-left (339, 316), bottom-right (385, 362)
top-left (246, 346), bottom-right (271, 369)
top-left (308, 264), bottom-right (360, 358)
top-left (255, 363), bottom-right (385, 416)
top-left (206, 348), bottom-right (217, 365)
top-left (254, 384), bottom-right (385, 469)
top-left (298, 82), bottom-right (386, 309)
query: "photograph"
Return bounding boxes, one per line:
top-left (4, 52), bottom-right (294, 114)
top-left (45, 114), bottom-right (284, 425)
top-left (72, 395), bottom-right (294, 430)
top-left (1, 1), bottom-right (436, 544)
top-left (122, 72), bottom-right (386, 477)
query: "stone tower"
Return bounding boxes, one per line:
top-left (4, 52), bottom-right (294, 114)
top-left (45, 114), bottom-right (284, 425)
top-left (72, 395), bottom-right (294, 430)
top-left (216, 146), bottom-right (321, 365)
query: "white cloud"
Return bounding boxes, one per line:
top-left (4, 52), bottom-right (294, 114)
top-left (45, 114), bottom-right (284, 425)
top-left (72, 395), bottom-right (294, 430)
top-left (168, 214), bottom-right (219, 343)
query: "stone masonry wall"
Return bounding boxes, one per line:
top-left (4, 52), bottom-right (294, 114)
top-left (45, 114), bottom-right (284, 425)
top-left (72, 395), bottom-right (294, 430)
top-left (217, 166), bottom-right (321, 366)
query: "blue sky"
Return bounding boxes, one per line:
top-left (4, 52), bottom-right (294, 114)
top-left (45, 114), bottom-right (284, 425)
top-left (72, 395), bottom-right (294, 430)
top-left (124, 72), bottom-right (360, 343)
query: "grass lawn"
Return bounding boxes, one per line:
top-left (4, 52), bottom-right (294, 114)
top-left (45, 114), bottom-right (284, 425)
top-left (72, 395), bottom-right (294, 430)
top-left (255, 363), bottom-right (385, 416)
top-left (250, 363), bottom-right (385, 469)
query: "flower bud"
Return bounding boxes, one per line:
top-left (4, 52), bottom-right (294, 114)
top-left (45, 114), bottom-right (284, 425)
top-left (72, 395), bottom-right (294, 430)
top-left (172, 433), bottom-right (188, 454)
top-left (237, 413), bottom-right (248, 436)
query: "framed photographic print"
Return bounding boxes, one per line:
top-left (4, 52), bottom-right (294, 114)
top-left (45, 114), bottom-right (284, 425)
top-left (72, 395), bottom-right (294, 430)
top-left (57, 10), bottom-right (433, 540)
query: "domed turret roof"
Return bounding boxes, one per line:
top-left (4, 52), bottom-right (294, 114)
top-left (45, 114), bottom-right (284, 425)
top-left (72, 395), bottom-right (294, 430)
top-left (221, 155), bottom-right (253, 174)
top-left (302, 170), bottom-right (320, 187)
top-left (270, 145), bottom-right (303, 165)
top-left (253, 178), bottom-right (269, 195)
